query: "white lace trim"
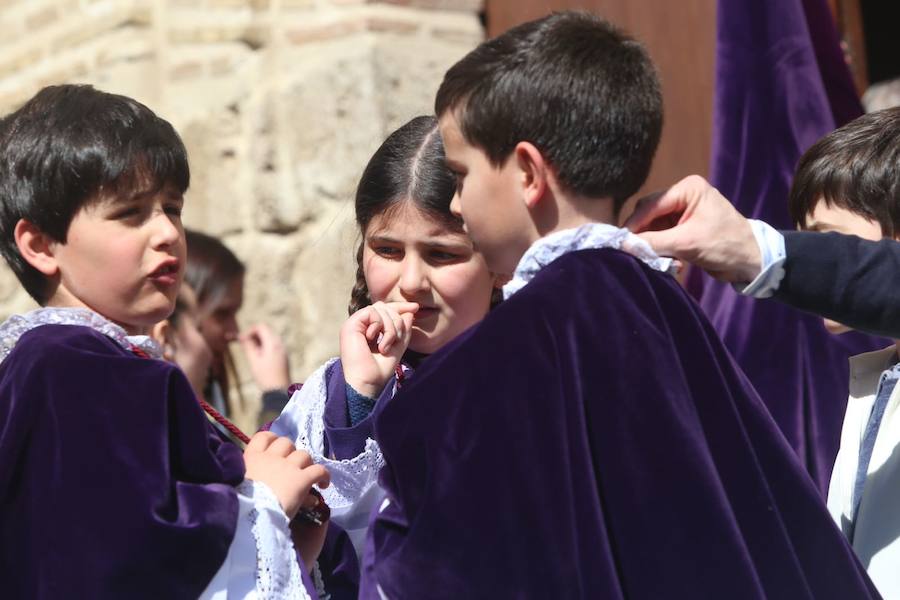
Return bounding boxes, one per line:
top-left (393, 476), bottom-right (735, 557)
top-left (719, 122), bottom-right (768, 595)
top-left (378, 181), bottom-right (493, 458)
top-left (0, 307), bottom-right (161, 362)
top-left (312, 562), bottom-right (330, 600)
top-left (269, 359), bottom-right (387, 558)
top-left (239, 479), bottom-right (310, 600)
top-left (503, 223), bottom-right (676, 299)
top-left (272, 358), bottom-right (386, 512)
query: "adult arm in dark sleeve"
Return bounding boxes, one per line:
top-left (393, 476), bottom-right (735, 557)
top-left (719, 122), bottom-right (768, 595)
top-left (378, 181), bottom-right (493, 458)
top-left (776, 231), bottom-right (900, 338)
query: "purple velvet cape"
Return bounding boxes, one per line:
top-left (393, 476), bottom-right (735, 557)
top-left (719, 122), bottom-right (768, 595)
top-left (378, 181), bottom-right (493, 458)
top-left (360, 249), bottom-right (878, 599)
top-left (0, 325), bottom-right (245, 599)
top-left (690, 0), bottom-right (888, 494)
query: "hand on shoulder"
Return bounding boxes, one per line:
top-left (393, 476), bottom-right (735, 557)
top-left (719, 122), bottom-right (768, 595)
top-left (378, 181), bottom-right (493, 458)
top-left (624, 175), bottom-right (762, 283)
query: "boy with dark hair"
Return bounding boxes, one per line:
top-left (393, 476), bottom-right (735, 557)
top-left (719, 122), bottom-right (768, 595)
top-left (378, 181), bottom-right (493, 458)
top-left (788, 106), bottom-right (900, 597)
top-left (0, 84), bottom-right (329, 599)
top-left (360, 12), bottom-right (877, 599)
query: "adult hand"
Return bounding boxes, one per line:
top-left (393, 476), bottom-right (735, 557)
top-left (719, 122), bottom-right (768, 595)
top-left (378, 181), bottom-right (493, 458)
top-left (624, 175), bottom-right (762, 283)
top-left (340, 301), bottom-right (418, 399)
top-left (239, 323), bottom-right (291, 391)
top-left (244, 432), bottom-right (330, 520)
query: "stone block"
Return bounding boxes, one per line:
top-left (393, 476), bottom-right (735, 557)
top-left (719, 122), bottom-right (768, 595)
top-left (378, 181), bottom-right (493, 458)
top-left (169, 60), bottom-right (205, 81)
top-left (284, 19), bottom-right (363, 45)
top-left (362, 0), bottom-right (484, 11)
top-left (25, 5), bottom-right (58, 30)
top-left (179, 107), bottom-right (249, 237)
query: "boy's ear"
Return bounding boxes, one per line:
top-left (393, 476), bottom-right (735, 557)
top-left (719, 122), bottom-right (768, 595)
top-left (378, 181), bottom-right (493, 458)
top-left (513, 141), bottom-right (549, 210)
top-left (14, 219), bottom-right (59, 276)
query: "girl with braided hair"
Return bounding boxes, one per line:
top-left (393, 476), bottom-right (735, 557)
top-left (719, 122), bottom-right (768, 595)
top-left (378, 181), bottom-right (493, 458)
top-left (269, 115), bottom-right (503, 597)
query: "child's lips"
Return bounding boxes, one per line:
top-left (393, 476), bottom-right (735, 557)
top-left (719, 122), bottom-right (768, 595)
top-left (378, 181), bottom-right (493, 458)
top-left (148, 260), bottom-right (180, 285)
top-left (414, 306), bottom-right (439, 321)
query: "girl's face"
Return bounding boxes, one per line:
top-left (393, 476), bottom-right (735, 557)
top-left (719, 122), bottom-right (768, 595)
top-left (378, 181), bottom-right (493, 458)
top-left (197, 274), bottom-right (244, 357)
top-left (171, 287), bottom-right (213, 395)
top-left (152, 284), bottom-right (212, 398)
top-left (362, 202), bottom-right (499, 354)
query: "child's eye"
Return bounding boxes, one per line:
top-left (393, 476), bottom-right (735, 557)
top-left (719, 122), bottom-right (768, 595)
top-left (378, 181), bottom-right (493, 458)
top-left (111, 206), bottom-right (142, 220)
top-left (165, 204), bottom-right (183, 217)
top-left (429, 250), bottom-right (462, 263)
top-left (454, 172), bottom-right (465, 192)
top-left (375, 246), bottom-right (401, 258)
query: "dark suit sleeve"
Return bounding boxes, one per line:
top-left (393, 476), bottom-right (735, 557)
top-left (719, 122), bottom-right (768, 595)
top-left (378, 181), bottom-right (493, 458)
top-left (776, 230), bottom-right (900, 338)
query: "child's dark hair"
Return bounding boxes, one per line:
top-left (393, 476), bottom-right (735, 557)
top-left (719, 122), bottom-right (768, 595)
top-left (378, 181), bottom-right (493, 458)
top-left (349, 115), bottom-right (463, 314)
top-left (0, 84), bottom-right (189, 303)
top-left (789, 107), bottom-right (900, 236)
top-left (184, 229), bottom-right (246, 313)
top-left (434, 11), bottom-right (662, 213)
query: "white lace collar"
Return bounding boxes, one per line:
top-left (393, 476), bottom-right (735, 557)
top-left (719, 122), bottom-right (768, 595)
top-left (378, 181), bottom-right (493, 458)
top-left (503, 222), bottom-right (676, 299)
top-left (0, 307), bottom-right (162, 363)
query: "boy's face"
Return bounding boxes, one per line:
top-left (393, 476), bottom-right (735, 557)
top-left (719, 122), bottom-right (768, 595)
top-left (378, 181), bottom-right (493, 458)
top-left (804, 200), bottom-right (884, 334)
top-left (48, 186), bottom-right (186, 335)
top-left (439, 112), bottom-right (537, 276)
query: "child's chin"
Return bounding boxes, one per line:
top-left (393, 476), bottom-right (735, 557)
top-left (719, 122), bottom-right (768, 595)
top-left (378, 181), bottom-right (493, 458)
top-left (408, 332), bottom-right (443, 356)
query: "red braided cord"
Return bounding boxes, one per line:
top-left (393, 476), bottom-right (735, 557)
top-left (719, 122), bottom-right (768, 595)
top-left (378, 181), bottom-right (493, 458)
top-left (130, 344), bottom-right (331, 523)
top-left (196, 396), bottom-right (251, 444)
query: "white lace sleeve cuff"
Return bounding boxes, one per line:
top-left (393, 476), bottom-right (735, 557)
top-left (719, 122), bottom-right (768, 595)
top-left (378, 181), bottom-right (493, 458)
top-left (199, 480), bottom-right (310, 600)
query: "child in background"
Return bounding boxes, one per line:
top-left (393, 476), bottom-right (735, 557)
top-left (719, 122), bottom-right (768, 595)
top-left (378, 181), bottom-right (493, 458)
top-left (360, 12), bottom-right (878, 598)
top-left (269, 115), bottom-right (503, 596)
top-left (0, 84), bottom-right (328, 599)
top-left (787, 106), bottom-right (900, 597)
top-left (150, 282), bottom-right (212, 398)
top-left (185, 228), bottom-right (294, 425)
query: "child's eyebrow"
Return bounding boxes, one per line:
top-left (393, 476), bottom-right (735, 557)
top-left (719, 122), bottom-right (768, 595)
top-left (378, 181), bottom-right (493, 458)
top-left (805, 221), bottom-right (838, 233)
top-left (368, 234), bottom-right (470, 247)
top-left (367, 234), bottom-right (399, 243)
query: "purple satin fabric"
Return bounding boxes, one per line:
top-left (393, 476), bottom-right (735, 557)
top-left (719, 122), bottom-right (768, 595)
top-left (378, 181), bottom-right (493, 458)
top-left (0, 325), bottom-right (245, 599)
top-left (691, 0), bottom-right (888, 494)
top-left (360, 249), bottom-right (878, 598)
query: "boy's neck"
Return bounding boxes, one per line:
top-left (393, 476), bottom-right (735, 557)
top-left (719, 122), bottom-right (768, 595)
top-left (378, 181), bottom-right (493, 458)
top-left (534, 183), bottom-right (617, 237)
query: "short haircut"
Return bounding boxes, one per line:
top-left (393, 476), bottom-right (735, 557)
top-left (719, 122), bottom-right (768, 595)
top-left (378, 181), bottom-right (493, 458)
top-left (789, 107), bottom-right (900, 236)
top-left (0, 84), bottom-right (190, 303)
top-left (434, 11), bottom-right (663, 211)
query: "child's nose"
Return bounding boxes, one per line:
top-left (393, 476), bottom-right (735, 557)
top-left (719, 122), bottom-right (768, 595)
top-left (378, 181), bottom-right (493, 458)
top-left (398, 258), bottom-right (429, 296)
top-left (152, 213), bottom-right (182, 248)
top-left (449, 192), bottom-right (462, 217)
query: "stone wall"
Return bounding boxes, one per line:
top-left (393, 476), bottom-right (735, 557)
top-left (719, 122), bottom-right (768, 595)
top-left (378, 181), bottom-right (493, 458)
top-left (0, 0), bottom-right (484, 430)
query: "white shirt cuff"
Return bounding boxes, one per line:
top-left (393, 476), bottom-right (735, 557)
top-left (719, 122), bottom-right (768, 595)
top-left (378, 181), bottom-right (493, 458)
top-left (733, 219), bottom-right (786, 299)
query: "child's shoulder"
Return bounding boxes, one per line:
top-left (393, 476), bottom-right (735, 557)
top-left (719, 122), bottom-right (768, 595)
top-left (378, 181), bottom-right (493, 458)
top-left (3, 323), bottom-right (172, 384)
top-left (10, 323), bottom-right (130, 363)
top-left (510, 247), bottom-right (679, 314)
